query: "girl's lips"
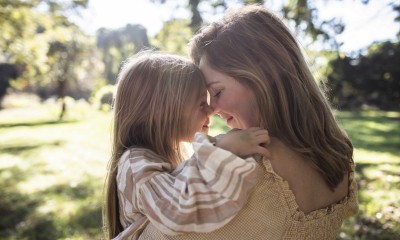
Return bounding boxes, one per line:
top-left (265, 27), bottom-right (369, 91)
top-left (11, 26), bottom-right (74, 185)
top-left (202, 125), bottom-right (209, 134)
top-left (203, 120), bottom-right (210, 128)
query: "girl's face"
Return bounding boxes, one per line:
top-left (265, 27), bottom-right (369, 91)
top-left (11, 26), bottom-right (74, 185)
top-left (199, 58), bottom-right (259, 129)
top-left (182, 89), bottom-right (212, 142)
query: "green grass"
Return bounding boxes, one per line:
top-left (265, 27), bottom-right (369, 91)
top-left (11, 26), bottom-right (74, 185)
top-left (0, 102), bottom-right (399, 239)
top-left (335, 111), bottom-right (400, 240)
top-left (0, 102), bottom-right (111, 239)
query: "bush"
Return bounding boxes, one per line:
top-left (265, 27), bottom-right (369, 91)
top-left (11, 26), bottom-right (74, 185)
top-left (91, 85), bottom-right (115, 111)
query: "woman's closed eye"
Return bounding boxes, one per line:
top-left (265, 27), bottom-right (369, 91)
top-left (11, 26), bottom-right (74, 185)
top-left (213, 90), bottom-right (222, 98)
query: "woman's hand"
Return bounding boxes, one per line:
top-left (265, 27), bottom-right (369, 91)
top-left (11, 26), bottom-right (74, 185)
top-left (215, 127), bottom-right (271, 158)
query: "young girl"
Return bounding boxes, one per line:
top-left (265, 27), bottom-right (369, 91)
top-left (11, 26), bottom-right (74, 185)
top-left (104, 52), bottom-right (270, 239)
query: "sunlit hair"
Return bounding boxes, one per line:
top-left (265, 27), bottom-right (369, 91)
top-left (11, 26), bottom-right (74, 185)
top-left (103, 51), bottom-right (206, 239)
top-left (189, 5), bottom-right (353, 191)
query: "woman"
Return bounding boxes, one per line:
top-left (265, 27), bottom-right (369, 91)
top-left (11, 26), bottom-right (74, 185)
top-left (138, 5), bottom-right (358, 240)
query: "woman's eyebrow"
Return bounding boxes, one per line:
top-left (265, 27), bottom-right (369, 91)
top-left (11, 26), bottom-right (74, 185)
top-left (206, 81), bottom-right (220, 87)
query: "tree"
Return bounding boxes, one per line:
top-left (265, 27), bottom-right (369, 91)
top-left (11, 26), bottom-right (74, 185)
top-left (390, 0), bottom-right (400, 37)
top-left (149, 0), bottom-right (349, 49)
top-left (96, 24), bottom-right (151, 84)
top-left (0, 64), bottom-right (23, 108)
top-left (151, 0), bottom-right (264, 33)
top-left (0, 0), bottom-right (101, 119)
top-left (47, 26), bottom-right (98, 120)
top-left (151, 19), bottom-right (193, 55)
top-left (326, 41), bottom-right (400, 110)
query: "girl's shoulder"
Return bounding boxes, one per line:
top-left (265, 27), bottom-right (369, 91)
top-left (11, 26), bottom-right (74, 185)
top-left (119, 147), bottom-right (167, 165)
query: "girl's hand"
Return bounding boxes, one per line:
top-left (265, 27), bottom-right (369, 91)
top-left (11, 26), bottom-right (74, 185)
top-left (215, 127), bottom-right (271, 158)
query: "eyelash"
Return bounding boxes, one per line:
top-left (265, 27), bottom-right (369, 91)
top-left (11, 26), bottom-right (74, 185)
top-left (213, 91), bottom-right (221, 98)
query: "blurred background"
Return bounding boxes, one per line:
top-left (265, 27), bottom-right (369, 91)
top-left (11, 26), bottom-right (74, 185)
top-left (0, 0), bottom-right (399, 239)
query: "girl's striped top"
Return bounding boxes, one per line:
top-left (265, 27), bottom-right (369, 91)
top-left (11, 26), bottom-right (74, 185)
top-left (114, 132), bottom-right (260, 240)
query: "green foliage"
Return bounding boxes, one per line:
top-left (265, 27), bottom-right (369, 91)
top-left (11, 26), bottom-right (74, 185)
top-left (151, 0), bottom-right (350, 50)
top-left (0, 0), bottom-right (102, 103)
top-left (96, 24), bottom-right (151, 84)
top-left (91, 84), bottom-right (115, 111)
top-left (151, 19), bottom-right (193, 55)
top-left (282, 0), bottom-right (345, 48)
top-left (326, 41), bottom-right (400, 110)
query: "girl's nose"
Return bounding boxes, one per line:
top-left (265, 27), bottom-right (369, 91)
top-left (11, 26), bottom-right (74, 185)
top-left (205, 105), bottom-right (215, 117)
top-left (209, 98), bottom-right (219, 114)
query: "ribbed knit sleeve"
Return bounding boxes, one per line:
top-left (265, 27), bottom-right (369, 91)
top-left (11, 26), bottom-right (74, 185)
top-left (115, 132), bottom-right (259, 238)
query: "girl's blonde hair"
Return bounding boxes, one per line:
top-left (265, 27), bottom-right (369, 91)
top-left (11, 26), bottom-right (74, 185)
top-left (103, 51), bottom-right (206, 238)
top-left (190, 5), bottom-right (353, 191)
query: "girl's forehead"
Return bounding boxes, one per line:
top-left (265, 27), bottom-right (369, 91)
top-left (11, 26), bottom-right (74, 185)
top-left (189, 88), bottom-right (207, 102)
top-left (199, 90), bottom-right (210, 104)
top-left (194, 90), bottom-right (210, 105)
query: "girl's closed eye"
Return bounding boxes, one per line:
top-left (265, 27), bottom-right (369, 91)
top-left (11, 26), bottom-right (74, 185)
top-left (199, 96), bottom-right (209, 108)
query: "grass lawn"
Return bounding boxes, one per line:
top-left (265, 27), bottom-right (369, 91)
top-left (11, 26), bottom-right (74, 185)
top-left (335, 111), bottom-right (400, 240)
top-left (0, 101), bottom-right (111, 239)
top-left (0, 101), bottom-right (399, 239)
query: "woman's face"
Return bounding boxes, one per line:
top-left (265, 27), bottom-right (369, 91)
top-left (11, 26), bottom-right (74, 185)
top-left (199, 58), bottom-right (259, 129)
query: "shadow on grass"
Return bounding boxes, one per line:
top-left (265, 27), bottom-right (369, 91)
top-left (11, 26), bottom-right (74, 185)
top-left (0, 167), bottom-right (39, 235)
top-left (39, 182), bottom-right (103, 236)
top-left (70, 203), bottom-right (103, 236)
top-left (346, 159), bottom-right (400, 240)
top-left (0, 166), bottom-right (103, 239)
top-left (42, 181), bottom-right (96, 200)
top-left (0, 119), bottom-right (79, 128)
top-left (340, 214), bottom-right (400, 240)
top-left (0, 167), bottom-right (66, 239)
top-left (0, 141), bottom-right (64, 155)
top-left (336, 111), bottom-right (400, 156)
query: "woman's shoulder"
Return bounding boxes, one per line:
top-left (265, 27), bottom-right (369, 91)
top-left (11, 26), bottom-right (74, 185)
top-left (266, 139), bottom-right (353, 214)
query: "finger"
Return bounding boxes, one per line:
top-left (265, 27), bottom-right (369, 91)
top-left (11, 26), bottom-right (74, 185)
top-left (246, 127), bottom-right (262, 132)
top-left (254, 132), bottom-right (269, 140)
top-left (254, 145), bottom-right (271, 158)
top-left (255, 135), bottom-right (271, 145)
top-left (254, 129), bottom-right (268, 136)
top-left (229, 128), bottom-right (242, 132)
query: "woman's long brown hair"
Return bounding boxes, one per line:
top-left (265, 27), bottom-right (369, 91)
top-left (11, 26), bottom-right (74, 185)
top-left (190, 5), bottom-right (353, 191)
